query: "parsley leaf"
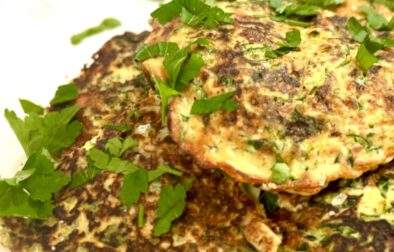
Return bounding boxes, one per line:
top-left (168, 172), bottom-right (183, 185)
top-left (260, 191), bottom-right (279, 214)
top-left (0, 152), bottom-right (70, 218)
top-left (120, 169), bottom-right (149, 208)
top-left (270, 157), bottom-right (291, 184)
top-left (154, 77), bottom-right (181, 125)
top-left (87, 148), bottom-right (140, 174)
top-left (70, 18), bottom-right (121, 45)
top-left (134, 42), bottom-right (179, 62)
top-left (154, 183), bottom-right (187, 236)
top-left (270, 0), bottom-right (344, 26)
top-left (148, 165), bottom-right (183, 182)
top-left (347, 17), bottom-right (368, 43)
top-left (265, 29), bottom-right (301, 58)
top-left (50, 83), bottom-right (78, 105)
top-left (151, 0), bottom-right (233, 29)
top-left (190, 91), bottom-right (238, 115)
top-left (175, 53), bottom-right (205, 91)
top-left (105, 136), bottom-right (138, 158)
top-left (359, 6), bottom-right (394, 30)
top-left (135, 41), bottom-right (204, 124)
top-left (4, 105), bottom-right (81, 157)
top-left (19, 99), bottom-right (44, 115)
top-left (70, 165), bottom-right (101, 188)
top-left (356, 35), bottom-right (383, 72)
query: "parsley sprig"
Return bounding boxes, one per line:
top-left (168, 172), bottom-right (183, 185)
top-left (265, 29), bottom-right (301, 58)
top-left (190, 91), bottom-right (238, 115)
top-left (2, 83), bottom-right (81, 218)
top-left (151, 0), bottom-right (233, 29)
top-left (135, 41), bottom-right (205, 124)
top-left (0, 152), bottom-right (70, 219)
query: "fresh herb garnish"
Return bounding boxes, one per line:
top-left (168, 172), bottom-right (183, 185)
top-left (356, 35), bottom-right (384, 72)
top-left (120, 169), bottom-right (149, 208)
top-left (190, 91), bottom-right (238, 115)
top-left (151, 0), bottom-right (233, 28)
top-left (260, 191), bottom-right (279, 214)
top-left (270, 156), bottom-right (291, 184)
top-left (105, 136), bottom-right (138, 158)
top-left (19, 99), bottom-right (44, 115)
top-left (70, 18), bottom-right (121, 45)
top-left (265, 29), bottom-right (301, 58)
top-left (154, 183), bottom-right (187, 236)
top-left (359, 6), bottom-right (394, 31)
top-left (70, 165), bottom-right (100, 188)
top-left (135, 41), bottom-right (205, 124)
top-left (50, 83), bottom-right (78, 105)
top-left (0, 152), bottom-right (70, 218)
top-left (138, 205), bottom-right (145, 228)
top-left (347, 17), bottom-right (368, 43)
top-left (4, 104), bottom-right (81, 157)
top-left (148, 165), bottom-right (183, 182)
top-left (269, 0), bottom-right (343, 26)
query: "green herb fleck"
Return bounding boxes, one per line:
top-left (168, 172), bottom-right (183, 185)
top-left (71, 18), bottom-right (121, 45)
top-left (347, 17), bottom-right (368, 43)
top-left (0, 152), bottom-right (70, 219)
top-left (359, 6), bottom-right (394, 30)
top-left (151, 0), bottom-right (233, 29)
top-left (138, 204), bottom-right (145, 228)
top-left (50, 83), bottom-right (78, 105)
top-left (4, 105), bottom-right (81, 157)
top-left (154, 183), bottom-right (187, 236)
top-left (265, 30), bottom-right (301, 58)
top-left (120, 169), bottom-right (148, 208)
top-left (270, 157), bottom-right (291, 184)
top-left (148, 165), bottom-right (183, 182)
top-left (260, 191), bottom-right (279, 214)
top-left (190, 91), bottom-right (238, 115)
top-left (19, 99), bottom-right (44, 115)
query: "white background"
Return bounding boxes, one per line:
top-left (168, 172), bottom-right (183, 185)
top-left (0, 0), bottom-right (157, 251)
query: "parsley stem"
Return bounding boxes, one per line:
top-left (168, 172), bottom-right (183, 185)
top-left (138, 204), bottom-right (145, 228)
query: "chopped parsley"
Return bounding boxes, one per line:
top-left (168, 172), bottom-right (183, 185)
top-left (359, 6), bottom-right (394, 31)
top-left (270, 157), bottom-right (291, 184)
top-left (4, 104), bottom-right (81, 157)
top-left (154, 183), bottom-right (187, 236)
top-left (347, 17), bottom-right (368, 43)
top-left (50, 83), bottom-right (78, 105)
top-left (190, 91), bottom-right (238, 115)
top-left (120, 169), bottom-right (149, 208)
top-left (269, 0), bottom-right (344, 26)
top-left (135, 41), bottom-right (205, 124)
top-left (356, 35), bottom-right (384, 72)
top-left (151, 0), bottom-right (233, 28)
top-left (347, 15), bottom-right (393, 71)
top-left (0, 152), bottom-right (70, 218)
top-left (148, 165), bottom-right (183, 182)
top-left (260, 191), bottom-right (279, 214)
top-left (265, 29), bottom-right (301, 58)
top-left (70, 18), bottom-right (121, 45)
top-left (19, 99), bottom-right (44, 115)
